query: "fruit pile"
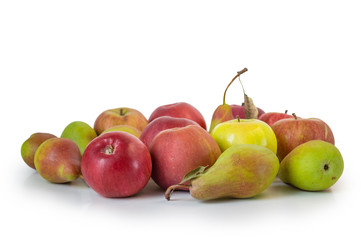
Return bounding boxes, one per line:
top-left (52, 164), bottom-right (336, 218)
top-left (21, 68), bottom-right (344, 201)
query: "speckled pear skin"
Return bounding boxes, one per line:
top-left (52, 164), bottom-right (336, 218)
top-left (189, 144), bottom-right (279, 200)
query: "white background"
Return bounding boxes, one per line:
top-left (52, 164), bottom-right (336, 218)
top-left (1, 1), bottom-right (360, 239)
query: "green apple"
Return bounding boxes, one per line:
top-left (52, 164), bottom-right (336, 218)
top-left (61, 121), bottom-right (97, 155)
top-left (101, 124), bottom-right (141, 138)
top-left (279, 140), bottom-right (344, 191)
top-left (210, 118), bottom-right (277, 153)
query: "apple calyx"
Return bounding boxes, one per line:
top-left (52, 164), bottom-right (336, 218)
top-left (324, 164), bottom-right (329, 170)
top-left (165, 166), bottom-right (207, 201)
top-left (103, 145), bottom-right (115, 155)
top-left (222, 68), bottom-right (248, 105)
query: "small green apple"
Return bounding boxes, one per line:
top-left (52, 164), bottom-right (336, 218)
top-left (279, 140), bottom-right (344, 191)
top-left (210, 118), bottom-right (277, 153)
top-left (61, 121), bottom-right (97, 155)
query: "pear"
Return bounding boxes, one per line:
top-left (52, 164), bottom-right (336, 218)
top-left (61, 121), bottom-right (97, 155)
top-left (279, 140), bottom-right (344, 191)
top-left (165, 144), bottom-right (279, 200)
top-left (209, 68), bottom-right (248, 132)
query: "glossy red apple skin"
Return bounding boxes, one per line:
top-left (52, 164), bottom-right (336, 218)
top-left (34, 138), bottom-right (81, 183)
top-left (272, 118), bottom-right (335, 160)
top-left (81, 132), bottom-right (152, 198)
top-left (140, 116), bottom-right (199, 149)
top-left (230, 104), bottom-right (265, 119)
top-left (149, 125), bottom-right (221, 190)
top-left (259, 112), bottom-right (294, 126)
top-left (94, 107), bottom-right (148, 135)
top-left (148, 102), bottom-right (207, 130)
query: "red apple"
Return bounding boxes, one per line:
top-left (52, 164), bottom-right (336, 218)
top-left (140, 116), bottom-right (199, 149)
top-left (34, 138), bottom-right (81, 183)
top-left (272, 115), bottom-right (335, 160)
top-left (149, 125), bottom-right (221, 189)
top-left (81, 131), bottom-right (152, 198)
top-left (230, 104), bottom-right (265, 119)
top-left (94, 107), bottom-right (148, 135)
top-left (259, 110), bottom-right (294, 126)
top-left (148, 102), bottom-right (207, 130)
top-left (21, 132), bottom-right (57, 169)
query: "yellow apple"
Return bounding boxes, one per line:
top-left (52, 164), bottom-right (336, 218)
top-left (210, 118), bottom-right (277, 153)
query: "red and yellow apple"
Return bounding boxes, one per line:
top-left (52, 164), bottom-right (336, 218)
top-left (149, 125), bottom-right (221, 189)
top-left (140, 116), bottom-right (199, 149)
top-left (210, 118), bottom-right (277, 153)
top-left (259, 111), bottom-right (295, 126)
top-left (148, 102), bottom-right (207, 130)
top-left (272, 116), bottom-right (335, 160)
top-left (94, 107), bottom-right (148, 135)
top-left (101, 124), bottom-right (142, 138)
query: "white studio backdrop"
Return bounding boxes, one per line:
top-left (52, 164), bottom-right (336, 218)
top-left (1, 1), bottom-right (360, 240)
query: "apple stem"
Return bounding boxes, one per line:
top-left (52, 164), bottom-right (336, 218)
top-left (222, 68), bottom-right (248, 105)
top-left (285, 110), bottom-right (288, 114)
top-left (292, 113), bottom-right (298, 119)
top-left (103, 145), bottom-right (114, 154)
top-left (236, 115), bottom-right (240, 122)
top-left (165, 184), bottom-right (190, 201)
top-left (120, 108), bottom-right (124, 116)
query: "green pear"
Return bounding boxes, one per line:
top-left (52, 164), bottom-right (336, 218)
top-left (279, 140), bottom-right (344, 191)
top-left (165, 144), bottom-right (279, 200)
top-left (60, 121), bottom-right (97, 155)
top-left (209, 68), bottom-right (248, 132)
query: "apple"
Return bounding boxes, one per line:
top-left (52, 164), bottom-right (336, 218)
top-left (210, 118), bottom-right (277, 153)
top-left (272, 115), bottom-right (335, 160)
top-left (34, 138), bottom-right (82, 183)
top-left (149, 124), bottom-right (221, 190)
top-left (259, 110), bottom-right (294, 126)
top-left (148, 102), bottom-right (207, 130)
top-left (81, 131), bottom-right (152, 198)
top-left (94, 107), bottom-right (148, 135)
top-left (140, 116), bottom-right (199, 149)
top-left (230, 104), bottom-right (265, 119)
top-left (279, 140), bottom-right (344, 191)
top-left (21, 132), bottom-right (57, 169)
top-left (101, 124), bottom-right (142, 138)
top-left (61, 121), bottom-right (97, 155)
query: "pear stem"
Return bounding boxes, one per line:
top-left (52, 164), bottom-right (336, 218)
top-left (165, 184), bottom-right (190, 201)
top-left (222, 68), bottom-right (248, 105)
